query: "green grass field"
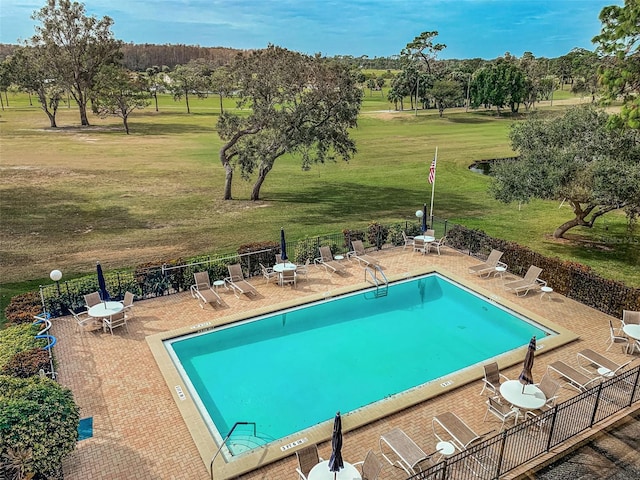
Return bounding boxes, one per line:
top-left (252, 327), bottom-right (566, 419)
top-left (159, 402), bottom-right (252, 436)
top-left (1, 89), bottom-right (637, 324)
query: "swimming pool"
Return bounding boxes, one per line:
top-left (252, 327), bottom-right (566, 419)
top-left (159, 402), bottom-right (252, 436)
top-left (164, 272), bottom-right (553, 456)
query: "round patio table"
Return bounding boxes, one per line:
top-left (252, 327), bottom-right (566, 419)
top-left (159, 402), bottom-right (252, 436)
top-left (500, 380), bottom-right (546, 411)
top-left (308, 460), bottom-right (361, 480)
top-left (273, 262), bottom-right (297, 272)
top-left (88, 301), bottom-right (124, 318)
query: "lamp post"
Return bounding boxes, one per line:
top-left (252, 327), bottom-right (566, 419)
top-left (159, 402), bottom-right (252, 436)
top-left (50, 269), bottom-right (62, 296)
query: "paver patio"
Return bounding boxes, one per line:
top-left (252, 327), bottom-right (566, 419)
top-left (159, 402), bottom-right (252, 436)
top-left (53, 246), bottom-right (639, 479)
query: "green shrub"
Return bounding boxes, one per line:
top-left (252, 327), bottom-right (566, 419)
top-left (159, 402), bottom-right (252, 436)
top-left (237, 241), bottom-right (279, 277)
top-left (0, 325), bottom-right (45, 371)
top-left (0, 348), bottom-right (51, 378)
top-left (341, 229), bottom-right (365, 249)
top-left (292, 237), bottom-right (319, 264)
top-left (367, 221), bottom-right (389, 250)
top-left (4, 292), bottom-right (42, 326)
top-left (0, 375), bottom-right (79, 480)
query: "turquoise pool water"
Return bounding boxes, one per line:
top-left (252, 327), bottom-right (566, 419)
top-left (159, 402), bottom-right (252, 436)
top-left (166, 273), bottom-right (551, 453)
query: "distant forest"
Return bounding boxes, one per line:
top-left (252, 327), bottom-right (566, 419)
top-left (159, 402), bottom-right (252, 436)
top-left (0, 42), bottom-right (405, 71)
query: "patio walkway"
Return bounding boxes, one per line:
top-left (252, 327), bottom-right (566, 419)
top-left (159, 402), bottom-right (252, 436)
top-left (54, 246), bottom-right (639, 479)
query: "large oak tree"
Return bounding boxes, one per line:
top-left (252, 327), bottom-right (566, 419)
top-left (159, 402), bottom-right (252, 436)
top-left (491, 105), bottom-right (640, 238)
top-left (29, 0), bottom-right (122, 126)
top-left (217, 45), bottom-right (362, 201)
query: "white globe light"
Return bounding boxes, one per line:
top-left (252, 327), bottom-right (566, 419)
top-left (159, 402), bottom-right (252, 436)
top-left (50, 269), bottom-right (62, 282)
top-left (415, 210), bottom-right (424, 218)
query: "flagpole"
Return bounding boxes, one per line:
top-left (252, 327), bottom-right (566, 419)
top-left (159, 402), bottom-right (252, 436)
top-left (429, 147), bottom-right (438, 226)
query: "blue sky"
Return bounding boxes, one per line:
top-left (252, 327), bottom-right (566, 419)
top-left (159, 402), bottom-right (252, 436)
top-left (0, 0), bottom-right (623, 59)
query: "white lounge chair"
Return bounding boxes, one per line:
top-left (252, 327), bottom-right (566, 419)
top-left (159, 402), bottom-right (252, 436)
top-left (576, 349), bottom-right (631, 377)
top-left (225, 264), bottom-right (257, 298)
top-left (469, 249), bottom-right (505, 277)
top-left (504, 265), bottom-right (544, 296)
top-left (316, 246), bottom-right (346, 274)
top-left (547, 361), bottom-right (601, 392)
top-left (190, 271), bottom-right (222, 308)
top-left (349, 240), bottom-right (380, 267)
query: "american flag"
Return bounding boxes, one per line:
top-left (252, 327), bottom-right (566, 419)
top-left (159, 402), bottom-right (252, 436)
top-left (428, 159), bottom-right (436, 184)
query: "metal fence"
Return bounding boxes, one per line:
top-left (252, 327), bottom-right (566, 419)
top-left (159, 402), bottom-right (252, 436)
top-left (39, 218), bottom-right (451, 317)
top-left (406, 365), bottom-right (640, 480)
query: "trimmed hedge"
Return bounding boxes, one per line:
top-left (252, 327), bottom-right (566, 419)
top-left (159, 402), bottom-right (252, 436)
top-left (0, 348), bottom-right (51, 379)
top-left (0, 375), bottom-right (79, 480)
top-left (447, 224), bottom-right (640, 317)
top-left (4, 292), bottom-right (42, 326)
top-left (0, 325), bottom-right (45, 371)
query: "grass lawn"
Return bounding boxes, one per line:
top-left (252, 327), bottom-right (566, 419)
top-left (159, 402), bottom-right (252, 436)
top-left (1, 90), bottom-right (637, 325)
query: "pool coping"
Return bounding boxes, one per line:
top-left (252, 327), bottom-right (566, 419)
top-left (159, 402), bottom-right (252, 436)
top-left (145, 265), bottom-right (579, 480)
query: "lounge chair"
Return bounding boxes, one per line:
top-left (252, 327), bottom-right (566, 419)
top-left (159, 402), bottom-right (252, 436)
top-left (504, 265), bottom-right (544, 296)
top-left (479, 361), bottom-right (509, 396)
top-left (432, 412), bottom-right (489, 451)
top-left (353, 450), bottom-right (383, 480)
top-left (295, 444), bottom-right (322, 480)
top-left (316, 246), bottom-right (346, 274)
top-left (190, 271), bottom-right (222, 308)
top-left (623, 310), bottom-right (640, 325)
top-left (103, 311), bottom-right (128, 335)
top-left (547, 361), bottom-right (601, 392)
top-left (349, 240), bottom-right (380, 267)
top-left (402, 231), bottom-right (415, 250)
top-left (576, 349), bottom-right (631, 377)
top-left (225, 264), bottom-right (258, 298)
top-left (606, 319), bottom-right (630, 353)
top-left (379, 428), bottom-right (432, 475)
top-left (84, 292), bottom-right (102, 308)
top-left (468, 249), bottom-right (506, 277)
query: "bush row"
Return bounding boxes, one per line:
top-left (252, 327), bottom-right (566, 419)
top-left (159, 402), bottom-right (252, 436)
top-left (446, 224), bottom-right (640, 317)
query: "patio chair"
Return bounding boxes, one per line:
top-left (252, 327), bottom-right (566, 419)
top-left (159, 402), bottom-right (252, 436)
top-left (349, 240), bottom-right (380, 267)
top-left (483, 395), bottom-right (519, 432)
top-left (547, 361), bottom-right (602, 392)
top-left (479, 361), bottom-right (509, 396)
top-left (103, 311), bottom-right (128, 335)
top-left (226, 264), bottom-right (258, 298)
top-left (432, 412), bottom-right (489, 451)
top-left (69, 308), bottom-right (96, 333)
top-left (402, 231), bottom-right (415, 250)
top-left (295, 258), bottom-right (311, 281)
top-left (316, 246), bottom-right (346, 274)
top-left (413, 237), bottom-right (427, 254)
top-left (427, 235), bottom-right (447, 255)
top-left (260, 263), bottom-right (278, 284)
top-left (275, 253), bottom-right (284, 264)
top-left (504, 265), bottom-right (544, 297)
top-left (606, 319), bottom-right (630, 353)
top-left (353, 449), bottom-right (383, 480)
top-left (468, 250), bottom-right (505, 277)
top-left (295, 444), bottom-right (322, 480)
top-left (577, 349), bottom-right (631, 377)
top-left (123, 291), bottom-right (135, 319)
top-left (535, 373), bottom-right (561, 410)
top-left (425, 229), bottom-right (435, 237)
top-left (190, 271), bottom-right (222, 309)
top-left (622, 310), bottom-right (640, 325)
top-left (379, 428), bottom-right (432, 475)
top-left (84, 292), bottom-right (102, 308)
top-left (279, 268), bottom-right (297, 287)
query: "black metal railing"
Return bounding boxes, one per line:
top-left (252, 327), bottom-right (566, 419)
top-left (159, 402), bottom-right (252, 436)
top-left (38, 218), bottom-right (450, 317)
top-left (406, 365), bottom-right (640, 480)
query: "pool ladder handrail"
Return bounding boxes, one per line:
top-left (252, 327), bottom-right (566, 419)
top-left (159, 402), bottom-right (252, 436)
top-left (210, 421), bottom-right (256, 480)
top-left (364, 266), bottom-right (388, 297)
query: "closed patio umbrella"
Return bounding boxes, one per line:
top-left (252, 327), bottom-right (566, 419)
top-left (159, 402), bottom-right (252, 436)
top-left (421, 203), bottom-right (427, 233)
top-left (518, 336), bottom-right (536, 393)
top-left (96, 262), bottom-right (110, 301)
top-left (328, 411), bottom-right (344, 479)
top-left (280, 228), bottom-right (288, 262)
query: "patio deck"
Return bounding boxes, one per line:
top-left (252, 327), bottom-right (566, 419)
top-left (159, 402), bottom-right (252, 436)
top-left (53, 246), bottom-right (639, 479)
